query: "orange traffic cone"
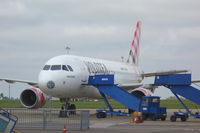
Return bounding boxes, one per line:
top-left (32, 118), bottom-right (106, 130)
top-left (131, 112), bottom-right (144, 124)
top-left (63, 125), bottom-right (67, 133)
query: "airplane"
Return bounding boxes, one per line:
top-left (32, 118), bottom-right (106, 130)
top-left (0, 21), bottom-right (188, 111)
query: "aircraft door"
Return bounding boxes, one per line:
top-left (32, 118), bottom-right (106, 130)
top-left (78, 60), bottom-right (89, 83)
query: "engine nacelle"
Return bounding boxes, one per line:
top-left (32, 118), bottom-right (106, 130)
top-left (131, 88), bottom-right (153, 98)
top-left (20, 88), bottom-right (47, 109)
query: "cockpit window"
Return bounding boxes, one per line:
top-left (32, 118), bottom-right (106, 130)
top-left (51, 65), bottom-right (61, 70)
top-left (62, 65), bottom-right (69, 71)
top-left (43, 65), bottom-right (51, 70)
top-left (67, 65), bottom-right (73, 71)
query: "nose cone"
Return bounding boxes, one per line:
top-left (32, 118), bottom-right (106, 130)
top-left (38, 71), bottom-right (56, 94)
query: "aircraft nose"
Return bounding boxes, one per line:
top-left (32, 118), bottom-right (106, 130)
top-left (38, 70), bottom-right (67, 96)
top-left (38, 71), bottom-right (56, 91)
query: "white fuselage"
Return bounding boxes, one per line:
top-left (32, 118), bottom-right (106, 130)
top-left (38, 55), bottom-right (143, 99)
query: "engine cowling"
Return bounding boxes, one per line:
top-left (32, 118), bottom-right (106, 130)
top-left (128, 88), bottom-right (153, 113)
top-left (20, 88), bottom-right (47, 109)
top-left (131, 88), bottom-right (153, 98)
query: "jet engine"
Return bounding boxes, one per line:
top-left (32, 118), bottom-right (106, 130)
top-left (20, 88), bottom-right (47, 109)
top-left (131, 88), bottom-right (153, 98)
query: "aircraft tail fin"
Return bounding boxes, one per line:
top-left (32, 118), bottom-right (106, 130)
top-left (127, 21), bottom-right (141, 65)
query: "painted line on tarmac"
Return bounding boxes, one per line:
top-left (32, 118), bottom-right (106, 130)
top-left (90, 121), bottom-right (130, 128)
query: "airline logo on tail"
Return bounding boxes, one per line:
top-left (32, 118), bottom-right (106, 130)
top-left (127, 21), bottom-right (141, 65)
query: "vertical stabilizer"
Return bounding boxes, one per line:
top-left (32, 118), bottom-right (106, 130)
top-left (127, 21), bottom-right (141, 65)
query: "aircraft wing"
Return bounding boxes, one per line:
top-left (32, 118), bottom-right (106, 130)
top-left (192, 80), bottom-right (200, 83)
top-left (119, 83), bottom-right (142, 90)
top-left (0, 78), bottom-right (38, 87)
top-left (82, 81), bottom-right (143, 90)
top-left (119, 70), bottom-right (188, 92)
top-left (142, 70), bottom-right (188, 77)
top-left (119, 70), bottom-right (189, 90)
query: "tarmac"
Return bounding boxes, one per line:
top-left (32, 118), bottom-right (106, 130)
top-left (17, 120), bottom-right (200, 133)
top-left (16, 109), bottom-right (200, 133)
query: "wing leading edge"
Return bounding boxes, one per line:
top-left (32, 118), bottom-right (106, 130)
top-left (142, 70), bottom-right (189, 77)
top-left (0, 78), bottom-right (38, 87)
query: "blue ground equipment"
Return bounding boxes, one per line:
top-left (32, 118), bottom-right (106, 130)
top-left (0, 108), bottom-right (18, 133)
top-left (88, 73), bottom-right (200, 120)
top-left (154, 73), bottom-right (200, 121)
top-left (140, 96), bottom-right (167, 121)
top-left (170, 111), bottom-right (189, 122)
top-left (88, 74), bottom-right (166, 119)
top-left (88, 74), bottom-right (141, 118)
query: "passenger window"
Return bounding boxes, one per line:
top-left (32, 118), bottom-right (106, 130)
top-left (62, 65), bottom-right (69, 71)
top-left (51, 65), bottom-right (61, 70)
top-left (43, 65), bottom-right (51, 70)
top-left (67, 65), bottom-right (73, 72)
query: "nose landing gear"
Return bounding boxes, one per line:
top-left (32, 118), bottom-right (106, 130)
top-left (59, 98), bottom-right (76, 117)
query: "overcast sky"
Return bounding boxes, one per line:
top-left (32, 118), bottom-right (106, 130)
top-left (0, 0), bottom-right (200, 99)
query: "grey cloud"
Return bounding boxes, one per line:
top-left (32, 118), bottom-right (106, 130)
top-left (0, 0), bottom-right (200, 99)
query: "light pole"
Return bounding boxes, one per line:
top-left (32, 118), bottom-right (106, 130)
top-left (8, 84), bottom-right (10, 99)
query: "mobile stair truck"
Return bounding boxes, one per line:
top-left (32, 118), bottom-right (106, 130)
top-left (87, 74), bottom-right (166, 120)
top-left (154, 73), bottom-right (200, 122)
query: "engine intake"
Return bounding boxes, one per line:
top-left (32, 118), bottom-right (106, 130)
top-left (131, 88), bottom-right (153, 98)
top-left (20, 88), bottom-right (46, 109)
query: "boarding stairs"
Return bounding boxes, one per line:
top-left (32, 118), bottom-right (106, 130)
top-left (88, 74), bottom-right (141, 113)
top-left (154, 74), bottom-right (200, 117)
top-left (88, 73), bottom-right (200, 118)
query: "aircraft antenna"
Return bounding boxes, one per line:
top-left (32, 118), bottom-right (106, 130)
top-left (66, 46), bottom-right (71, 54)
top-left (121, 56), bottom-right (124, 62)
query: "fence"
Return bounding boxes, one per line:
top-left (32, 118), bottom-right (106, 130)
top-left (5, 108), bottom-right (89, 131)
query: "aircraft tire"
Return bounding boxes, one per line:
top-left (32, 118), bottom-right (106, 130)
top-left (69, 104), bottom-right (76, 115)
top-left (170, 115), bottom-right (176, 122)
top-left (181, 116), bottom-right (187, 122)
top-left (96, 112), bottom-right (107, 118)
top-left (161, 115), bottom-right (166, 121)
top-left (151, 115), bottom-right (157, 121)
top-left (142, 114), bottom-right (148, 120)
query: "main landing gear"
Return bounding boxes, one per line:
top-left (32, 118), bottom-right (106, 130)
top-left (59, 98), bottom-right (76, 117)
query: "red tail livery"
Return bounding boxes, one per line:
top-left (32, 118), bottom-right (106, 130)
top-left (127, 21), bottom-right (141, 65)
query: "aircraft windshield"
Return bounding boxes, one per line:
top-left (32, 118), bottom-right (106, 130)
top-left (43, 65), bottom-right (50, 70)
top-left (43, 65), bottom-right (73, 71)
top-left (51, 65), bottom-right (61, 70)
top-left (67, 65), bottom-right (73, 71)
top-left (62, 65), bottom-right (69, 71)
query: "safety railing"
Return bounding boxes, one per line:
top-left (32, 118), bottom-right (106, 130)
top-left (5, 108), bottom-right (89, 131)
